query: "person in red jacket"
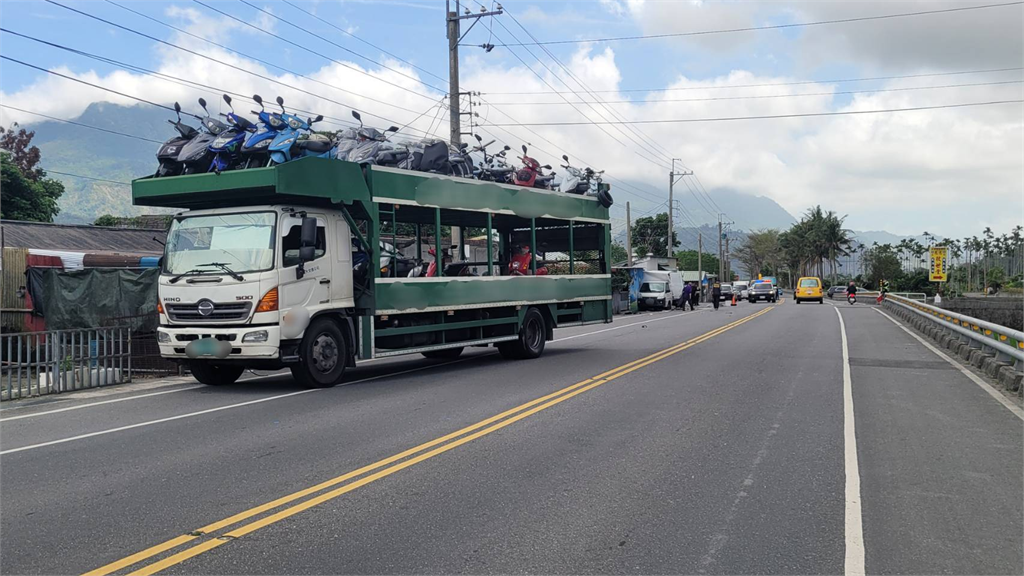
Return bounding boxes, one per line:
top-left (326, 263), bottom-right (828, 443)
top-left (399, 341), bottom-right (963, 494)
top-left (510, 244), bottom-right (533, 275)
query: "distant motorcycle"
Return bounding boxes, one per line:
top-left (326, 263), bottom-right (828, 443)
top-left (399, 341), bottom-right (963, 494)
top-left (848, 292), bottom-right (856, 305)
top-left (513, 145), bottom-right (555, 189)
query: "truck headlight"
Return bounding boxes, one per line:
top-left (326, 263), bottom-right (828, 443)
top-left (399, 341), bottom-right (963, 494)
top-left (158, 331), bottom-right (171, 343)
top-left (242, 330), bottom-right (269, 343)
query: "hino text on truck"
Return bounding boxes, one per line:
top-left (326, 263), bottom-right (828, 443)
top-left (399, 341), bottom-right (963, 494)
top-left (135, 157), bottom-right (613, 387)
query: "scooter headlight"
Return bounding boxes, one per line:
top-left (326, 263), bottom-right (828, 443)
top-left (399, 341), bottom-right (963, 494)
top-left (279, 136), bottom-right (296, 147)
top-left (212, 135), bottom-right (233, 148)
top-left (184, 148), bottom-right (207, 161)
top-left (254, 139), bottom-right (271, 148)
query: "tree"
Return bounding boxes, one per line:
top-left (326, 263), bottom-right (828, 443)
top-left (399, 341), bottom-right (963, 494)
top-left (609, 242), bottom-right (628, 265)
top-left (734, 228), bottom-right (782, 280)
top-left (863, 243), bottom-right (903, 289)
top-left (630, 213), bottom-right (678, 258)
top-left (1, 152), bottom-right (64, 222)
top-left (674, 249), bottom-right (719, 273)
top-left (94, 214), bottom-right (120, 227)
top-left (0, 124), bottom-right (43, 179)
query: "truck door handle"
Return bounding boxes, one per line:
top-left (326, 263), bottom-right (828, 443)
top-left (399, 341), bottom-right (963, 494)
top-left (319, 278), bottom-right (331, 284)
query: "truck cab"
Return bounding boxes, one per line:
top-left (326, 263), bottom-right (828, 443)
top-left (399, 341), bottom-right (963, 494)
top-left (157, 205), bottom-right (356, 383)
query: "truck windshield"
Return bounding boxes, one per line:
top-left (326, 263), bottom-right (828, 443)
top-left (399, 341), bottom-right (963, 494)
top-left (164, 212), bottom-right (276, 275)
top-left (641, 282), bottom-right (667, 292)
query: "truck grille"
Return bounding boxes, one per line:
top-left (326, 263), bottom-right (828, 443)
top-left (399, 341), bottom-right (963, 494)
top-left (166, 301), bottom-right (252, 323)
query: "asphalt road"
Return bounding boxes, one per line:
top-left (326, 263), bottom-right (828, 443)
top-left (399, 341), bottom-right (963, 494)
top-left (1, 298), bottom-right (1020, 575)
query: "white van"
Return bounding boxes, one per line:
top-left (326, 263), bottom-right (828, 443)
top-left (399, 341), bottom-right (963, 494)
top-left (641, 270), bottom-right (685, 309)
top-left (733, 280), bottom-right (750, 299)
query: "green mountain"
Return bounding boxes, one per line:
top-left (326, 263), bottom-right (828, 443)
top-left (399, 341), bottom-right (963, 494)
top-left (27, 102), bottom-right (172, 224)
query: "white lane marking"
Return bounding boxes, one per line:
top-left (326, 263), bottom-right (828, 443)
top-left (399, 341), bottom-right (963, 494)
top-left (873, 308), bottom-right (1024, 421)
top-left (0, 313), bottom-right (666, 421)
top-left (0, 357), bottom-right (477, 456)
top-left (835, 306), bottom-right (866, 576)
top-left (0, 311), bottom-right (689, 454)
top-left (552, 311), bottom-right (685, 342)
top-left (0, 386), bottom-right (206, 422)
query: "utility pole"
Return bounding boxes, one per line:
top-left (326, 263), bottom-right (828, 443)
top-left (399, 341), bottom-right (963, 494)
top-left (718, 215), bottom-right (723, 281)
top-left (446, 0), bottom-right (501, 148)
top-left (668, 159), bottom-right (693, 259)
top-left (446, 1), bottom-right (500, 260)
top-left (698, 232), bottom-right (702, 301)
top-left (725, 236), bottom-right (730, 281)
top-left (626, 201), bottom-right (633, 267)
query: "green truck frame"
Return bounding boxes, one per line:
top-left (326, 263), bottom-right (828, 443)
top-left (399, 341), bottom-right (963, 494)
top-left (135, 157), bottom-right (612, 379)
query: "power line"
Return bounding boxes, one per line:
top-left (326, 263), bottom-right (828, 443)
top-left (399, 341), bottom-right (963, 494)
top-left (1, 27), bottom-right (442, 138)
top-left (494, 1), bottom-right (1024, 46)
top-left (479, 99), bottom-right (1024, 125)
top-left (499, 6), bottom-right (677, 169)
top-left (192, 0), bottom-right (440, 100)
top-left (481, 67), bottom-right (1024, 95)
top-left (0, 104), bottom-right (163, 144)
top-left (48, 0), bottom-right (427, 121)
top-left (483, 80), bottom-right (1024, 105)
top-left (44, 169), bottom-right (130, 186)
top-left (280, 0), bottom-right (450, 88)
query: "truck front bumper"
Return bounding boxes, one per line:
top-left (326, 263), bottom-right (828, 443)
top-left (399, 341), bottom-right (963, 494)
top-left (157, 325), bottom-right (281, 359)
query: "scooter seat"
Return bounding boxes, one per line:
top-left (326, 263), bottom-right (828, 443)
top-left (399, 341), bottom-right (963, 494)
top-left (296, 139), bottom-right (333, 153)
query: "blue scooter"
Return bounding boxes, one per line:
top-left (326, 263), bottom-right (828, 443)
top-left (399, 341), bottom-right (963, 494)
top-left (239, 94), bottom-right (286, 169)
top-left (267, 96), bottom-right (332, 165)
top-left (208, 94), bottom-right (257, 173)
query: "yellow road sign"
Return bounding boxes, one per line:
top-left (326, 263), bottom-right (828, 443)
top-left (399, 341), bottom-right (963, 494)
top-left (929, 246), bottom-right (948, 282)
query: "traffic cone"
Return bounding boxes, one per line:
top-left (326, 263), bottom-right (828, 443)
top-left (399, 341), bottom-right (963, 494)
top-left (731, 293), bottom-right (737, 306)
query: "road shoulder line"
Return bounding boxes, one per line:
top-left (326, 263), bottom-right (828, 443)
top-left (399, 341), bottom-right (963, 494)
top-left (873, 308), bottom-right (1024, 421)
top-left (835, 306), bottom-right (866, 576)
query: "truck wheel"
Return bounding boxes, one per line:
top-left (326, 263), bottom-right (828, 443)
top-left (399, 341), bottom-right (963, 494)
top-left (189, 361), bottom-right (244, 386)
top-left (422, 347), bottom-right (463, 359)
top-left (290, 317), bottom-right (347, 388)
top-left (499, 308), bottom-right (546, 360)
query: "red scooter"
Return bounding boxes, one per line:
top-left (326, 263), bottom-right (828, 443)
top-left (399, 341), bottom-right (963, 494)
top-left (513, 145), bottom-right (555, 189)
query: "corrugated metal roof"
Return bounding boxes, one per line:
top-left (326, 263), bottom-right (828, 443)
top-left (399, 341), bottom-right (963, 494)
top-left (0, 220), bottom-right (165, 254)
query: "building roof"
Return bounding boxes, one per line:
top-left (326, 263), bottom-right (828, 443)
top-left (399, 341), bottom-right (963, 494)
top-left (0, 220), bottom-right (166, 254)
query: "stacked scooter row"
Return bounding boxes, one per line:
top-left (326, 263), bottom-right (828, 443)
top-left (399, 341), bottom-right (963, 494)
top-left (153, 94), bottom-right (612, 208)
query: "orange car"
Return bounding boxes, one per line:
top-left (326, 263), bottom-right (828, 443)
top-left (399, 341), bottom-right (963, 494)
top-left (795, 277), bottom-right (824, 304)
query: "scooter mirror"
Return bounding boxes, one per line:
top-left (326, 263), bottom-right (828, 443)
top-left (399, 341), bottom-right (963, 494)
top-left (198, 97), bottom-right (208, 113)
top-left (315, 114), bottom-right (324, 123)
top-left (223, 94), bottom-right (233, 110)
top-left (542, 165), bottom-right (552, 170)
top-left (253, 94), bottom-right (263, 106)
top-left (562, 154), bottom-right (569, 162)
top-left (174, 102), bottom-right (181, 113)
top-left (474, 134), bottom-right (482, 143)
top-left (276, 96), bottom-right (285, 112)
top-left (503, 145), bottom-right (511, 151)
top-left (351, 110), bottom-right (361, 121)
top-left (387, 126), bottom-right (399, 132)
top-left (521, 144), bottom-right (528, 154)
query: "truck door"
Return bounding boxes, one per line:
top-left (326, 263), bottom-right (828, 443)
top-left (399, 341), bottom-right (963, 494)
top-left (279, 213), bottom-right (332, 315)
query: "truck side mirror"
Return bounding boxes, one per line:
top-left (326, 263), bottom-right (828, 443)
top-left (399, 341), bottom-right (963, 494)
top-left (300, 216), bottom-right (317, 254)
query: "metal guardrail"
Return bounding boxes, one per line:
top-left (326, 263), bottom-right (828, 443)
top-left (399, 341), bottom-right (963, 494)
top-left (1, 327), bottom-right (132, 401)
top-left (883, 294), bottom-right (1024, 371)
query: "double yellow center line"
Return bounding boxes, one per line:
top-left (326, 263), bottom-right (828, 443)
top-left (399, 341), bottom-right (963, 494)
top-left (87, 306), bottom-right (773, 576)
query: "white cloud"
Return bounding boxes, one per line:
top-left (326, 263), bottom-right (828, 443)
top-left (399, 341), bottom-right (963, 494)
top-left (1, 2), bottom-right (1020, 238)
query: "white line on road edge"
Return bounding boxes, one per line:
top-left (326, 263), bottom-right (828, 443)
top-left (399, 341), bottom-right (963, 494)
top-left (0, 385), bottom-right (206, 422)
top-left (0, 358), bottom-right (477, 456)
top-left (873, 308), bottom-right (1024, 421)
top-left (835, 306), bottom-right (866, 576)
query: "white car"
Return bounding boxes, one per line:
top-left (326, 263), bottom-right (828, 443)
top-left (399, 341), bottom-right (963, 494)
top-left (733, 281), bottom-right (750, 300)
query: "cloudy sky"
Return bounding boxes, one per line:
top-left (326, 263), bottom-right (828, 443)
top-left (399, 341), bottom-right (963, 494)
top-left (1, 0), bottom-right (1022, 238)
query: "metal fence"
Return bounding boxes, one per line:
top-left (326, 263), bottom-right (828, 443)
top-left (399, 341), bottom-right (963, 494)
top-left (883, 294), bottom-right (1024, 372)
top-left (1, 327), bottom-right (132, 401)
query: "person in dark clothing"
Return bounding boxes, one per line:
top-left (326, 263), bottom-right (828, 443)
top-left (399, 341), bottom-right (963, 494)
top-left (711, 281), bottom-right (722, 310)
top-left (690, 282), bottom-right (700, 309)
top-left (681, 282), bottom-right (694, 310)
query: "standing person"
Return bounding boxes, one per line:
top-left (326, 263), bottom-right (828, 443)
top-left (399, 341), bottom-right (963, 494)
top-left (712, 280), bottom-right (722, 310)
top-left (681, 282), bottom-right (693, 311)
top-left (690, 281), bottom-right (700, 309)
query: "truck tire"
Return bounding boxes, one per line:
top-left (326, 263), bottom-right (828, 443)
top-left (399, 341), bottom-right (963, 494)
top-left (189, 361), bottom-right (244, 386)
top-left (422, 347), bottom-right (463, 359)
top-left (290, 317), bottom-right (347, 388)
top-left (498, 308), bottom-right (546, 360)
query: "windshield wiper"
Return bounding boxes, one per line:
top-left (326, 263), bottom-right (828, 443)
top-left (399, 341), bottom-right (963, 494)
top-left (196, 262), bottom-right (245, 282)
top-left (168, 262), bottom-right (244, 283)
